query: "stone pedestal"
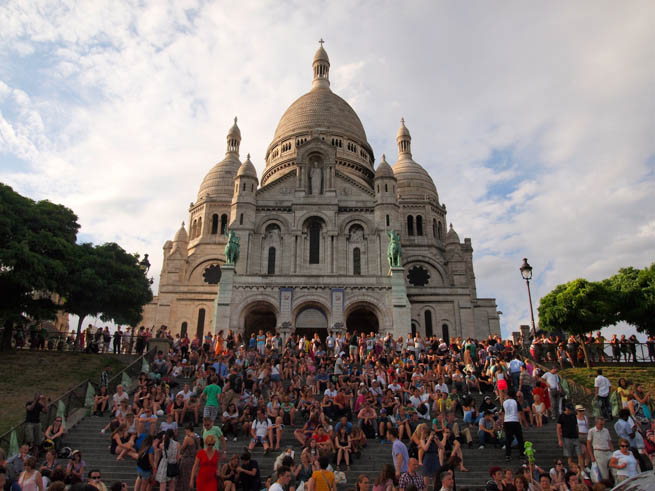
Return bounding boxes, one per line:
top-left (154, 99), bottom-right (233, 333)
top-left (389, 267), bottom-right (411, 338)
top-left (212, 264), bottom-right (235, 334)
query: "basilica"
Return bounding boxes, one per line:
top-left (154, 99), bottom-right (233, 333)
top-left (141, 43), bottom-right (501, 341)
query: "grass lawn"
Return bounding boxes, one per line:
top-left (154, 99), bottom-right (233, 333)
top-left (0, 351), bottom-right (130, 435)
top-left (561, 366), bottom-right (655, 394)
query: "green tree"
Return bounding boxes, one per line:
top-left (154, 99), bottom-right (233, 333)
top-left (610, 264), bottom-right (655, 335)
top-left (538, 278), bottom-right (617, 368)
top-left (65, 242), bottom-right (153, 343)
top-left (0, 183), bottom-right (79, 351)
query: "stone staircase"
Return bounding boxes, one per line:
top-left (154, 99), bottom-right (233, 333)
top-left (61, 386), bottom-right (588, 490)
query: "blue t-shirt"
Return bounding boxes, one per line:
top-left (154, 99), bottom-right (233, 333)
top-left (392, 439), bottom-right (409, 474)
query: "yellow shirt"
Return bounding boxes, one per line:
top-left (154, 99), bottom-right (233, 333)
top-left (312, 470), bottom-right (335, 491)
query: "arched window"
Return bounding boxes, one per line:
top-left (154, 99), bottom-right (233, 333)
top-left (424, 310), bottom-right (433, 338)
top-left (416, 215), bottom-right (423, 236)
top-left (411, 321), bottom-right (418, 338)
top-left (196, 308), bottom-right (205, 339)
top-left (353, 247), bottom-right (361, 276)
top-left (385, 183), bottom-right (388, 192)
top-left (386, 215), bottom-right (390, 227)
top-left (242, 183), bottom-right (246, 192)
top-left (220, 214), bottom-right (228, 235)
top-left (267, 247), bottom-right (276, 275)
top-left (197, 217), bottom-right (202, 237)
top-left (211, 214), bottom-right (219, 234)
top-left (407, 215), bottom-right (414, 236)
top-left (180, 322), bottom-right (188, 337)
top-left (239, 213), bottom-right (243, 225)
top-left (442, 324), bottom-right (450, 343)
top-left (309, 220), bottom-right (321, 264)
top-left (437, 221), bottom-right (443, 240)
top-left (191, 220), bottom-right (196, 238)
top-left (432, 219), bottom-right (437, 239)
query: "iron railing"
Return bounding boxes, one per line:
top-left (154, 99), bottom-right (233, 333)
top-left (519, 342), bottom-right (655, 366)
top-left (0, 348), bottom-right (156, 454)
top-left (1, 328), bottom-right (143, 354)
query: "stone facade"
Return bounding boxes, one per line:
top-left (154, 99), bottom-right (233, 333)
top-left (141, 44), bottom-right (501, 341)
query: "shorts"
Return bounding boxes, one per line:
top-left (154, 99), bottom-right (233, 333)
top-left (250, 436), bottom-right (267, 446)
top-left (271, 374), bottom-right (281, 382)
top-left (563, 437), bottom-right (581, 457)
top-left (497, 379), bottom-right (508, 391)
top-left (137, 467), bottom-right (152, 479)
top-left (24, 422), bottom-right (42, 446)
top-left (203, 405), bottom-right (219, 421)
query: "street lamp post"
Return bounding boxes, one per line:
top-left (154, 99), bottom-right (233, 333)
top-left (520, 258), bottom-right (536, 339)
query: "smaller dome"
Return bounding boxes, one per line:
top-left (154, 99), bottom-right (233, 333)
top-left (227, 117), bottom-right (241, 139)
top-left (375, 154), bottom-right (395, 179)
top-left (446, 223), bottom-right (460, 245)
top-left (397, 117), bottom-right (411, 139)
top-left (313, 43), bottom-right (330, 64)
top-left (173, 222), bottom-right (188, 242)
top-left (237, 154), bottom-right (258, 179)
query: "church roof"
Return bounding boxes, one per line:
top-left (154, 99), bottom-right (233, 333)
top-left (375, 154), bottom-right (395, 178)
top-left (197, 154), bottom-right (241, 200)
top-left (173, 222), bottom-right (188, 242)
top-left (313, 45), bottom-right (330, 64)
top-left (237, 154), bottom-right (258, 179)
top-left (392, 157), bottom-right (438, 198)
top-left (272, 88), bottom-right (368, 145)
top-left (446, 223), bottom-right (460, 244)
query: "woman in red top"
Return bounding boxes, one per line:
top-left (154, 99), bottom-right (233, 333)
top-left (189, 435), bottom-right (220, 491)
top-left (532, 381), bottom-right (551, 415)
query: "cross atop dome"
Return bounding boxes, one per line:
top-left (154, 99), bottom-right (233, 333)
top-left (397, 117), bottom-right (412, 157)
top-left (312, 39), bottom-right (330, 90)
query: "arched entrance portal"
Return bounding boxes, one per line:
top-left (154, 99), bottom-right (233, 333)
top-left (294, 305), bottom-right (328, 340)
top-left (243, 303), bottom-right (277, 340)
top-left (346, 306), bottom-right (379, 334)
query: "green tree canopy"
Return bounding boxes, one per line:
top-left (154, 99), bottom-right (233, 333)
top-left (65, 242), bottom-right (153, 339)
top-left (610, 264), bottom-right (655, 335)
top-left (0, 183), bottom-right (79, 349)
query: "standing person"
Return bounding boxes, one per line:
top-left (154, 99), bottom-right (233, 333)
top-left (609, 438), bottom-right (640, 483)
top-left (557, 404), bottom-right (583, 470)
top-left (502, 390), bottom-right (524, 462)
top-left (155, 429), bottom-right (179, 491)
top-left (594, 369), bottom-right (611, 420)
top-left (586, 416), bottom-right (613, 482)
top-left (189, 435), bottom-right (220, 491)
top-left (388, 428), bottom-right (409, 480)
top-left (113, 328), bottom-right (122, 355)
top-left (178, 425), bottom-right (199, 491)
top-left (542, 367), bottom-right (562, 419)
top-left (25, 394), bottom-right (48, 456)
top-left (200, 376), bottom-right (221, 423)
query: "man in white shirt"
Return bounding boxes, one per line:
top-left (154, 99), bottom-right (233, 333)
top-left (502, 390), bottom-right (524, 461)
top-left (324, 383), bottom-right (338, 399)
top-left (594, 369), bottom-right (611, 420)
top-left (249, 409), bottom-right (272, 453)
top-left (409, 388), bottom-right (430, 420)
top-left (176, 383), bottom-right (194, 401)
top-left (587, 416), bottom-right (613, 481)
top-left (326, 332), bottom-right (335, 356)
top-left (268, 465), bottom-right (291, 491)
top-left (542, 367), bottom-right (562, 419)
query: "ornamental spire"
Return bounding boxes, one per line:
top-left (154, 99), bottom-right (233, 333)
top-left (312, 39), bottom-right (330, 90)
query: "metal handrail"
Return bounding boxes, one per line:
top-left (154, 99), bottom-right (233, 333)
top-left (522, 341), bottom-right (655, 365)
top-left (0, 348), bottom-right (157, 454)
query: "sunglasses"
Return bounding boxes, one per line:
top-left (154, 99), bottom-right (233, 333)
top-left (620, 444), bottom-right (629, 448)
top-left (207, 443), bottom-right (215, 446)
top-left (91, 476), bottom-right (102, 480)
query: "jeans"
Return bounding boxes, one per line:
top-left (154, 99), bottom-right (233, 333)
top-left (598, 396), bottom-right (611, 419)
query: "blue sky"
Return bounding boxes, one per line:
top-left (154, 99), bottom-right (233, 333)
top-left (1, 0), bottom-right (653, 337)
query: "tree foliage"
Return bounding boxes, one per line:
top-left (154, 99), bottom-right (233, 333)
top-left (610, 264), bottom-right (655, 335)
top-left (538, 279), bottom-right (617, 335)
top-left (0, 183), bottom-right (79, 349)
top-left (65, 242), bottom-right (153, 338)
top-left (538, 263), bottom-right (655, 339)
top-left (0, 183), bottom-right (153, 350)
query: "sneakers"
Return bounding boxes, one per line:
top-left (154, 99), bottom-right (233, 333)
top-left (100, 429), bottom-right (105, 434)
top-left (233, 437), bottom-right (238, 442)
top-left (478, 445), bottom-right (485, 449)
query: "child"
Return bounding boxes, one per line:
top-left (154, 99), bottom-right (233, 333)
top-left (532, 394), bottom-right (545, 427)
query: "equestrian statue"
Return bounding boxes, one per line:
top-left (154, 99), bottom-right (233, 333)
top-left (224, 230), bottom-right (240, 266)
top-left (387, 230), bottom-right (402, 268)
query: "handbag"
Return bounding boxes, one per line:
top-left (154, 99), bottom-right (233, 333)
top-left (164, 447), bottom-right (179, 478)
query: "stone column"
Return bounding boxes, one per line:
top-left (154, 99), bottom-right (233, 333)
top-left (212, 264), bottom-right (235, 334)
top-left (389, 267), bottom-right (411, 338)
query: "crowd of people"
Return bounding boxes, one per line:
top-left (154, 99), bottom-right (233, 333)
top-left (527, 332), bottom-right (655, 366)
top-left (3, 328), bottom-right (655, 491)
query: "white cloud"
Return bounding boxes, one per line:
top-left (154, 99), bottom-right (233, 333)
top-left (1, 0), bottom-right (653, 338)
